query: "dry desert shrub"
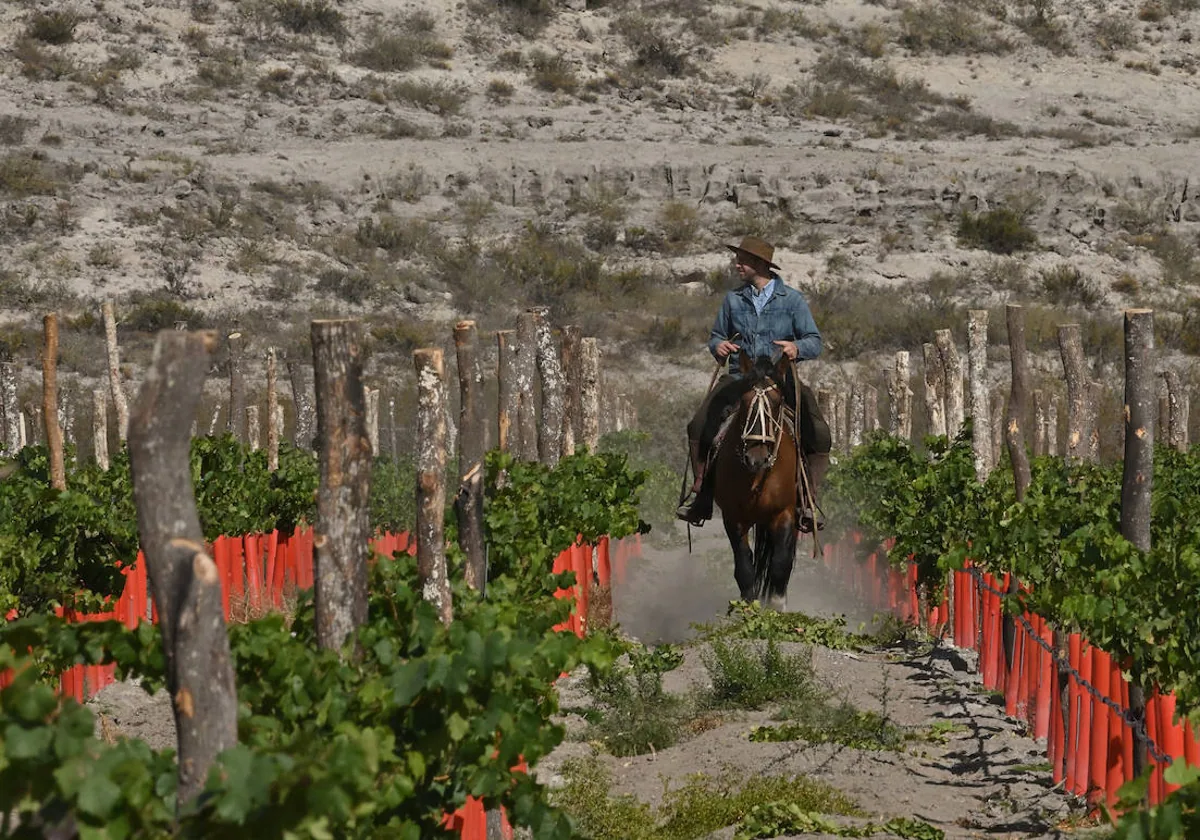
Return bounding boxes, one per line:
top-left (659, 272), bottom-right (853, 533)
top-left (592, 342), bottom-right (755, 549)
top-left (897, 1), bottom-right (1012, 55)
top-left (528, 50), bottom-right (578, 93)
top-left (15, 37), bottom-right (77, 80)
top-left (956, 206), bottom-right (1038, 254)
top-left (486, 78), bottom-right (515, 102)
top-left (273, 0), bottom-right (346, 38)
top-left (25, 10), bottom-right (81, 45)
top-left (351, 14), bottom-right (453, 72)
top-left (611, 14), bottom-right (694, 79)
top-left (0, 116), bottom-right (34, 146)
top-left (1039, 265), bottom-right (1103, 308)
top-left (1093, 14), bottom-right (1138, 51)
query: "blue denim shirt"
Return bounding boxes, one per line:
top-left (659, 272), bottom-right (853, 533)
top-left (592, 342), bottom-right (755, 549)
top-left (707, 276), bottom-right (822, 373)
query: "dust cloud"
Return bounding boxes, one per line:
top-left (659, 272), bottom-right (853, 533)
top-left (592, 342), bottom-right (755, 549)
top-left (613, 517), bottom-right (877, 644)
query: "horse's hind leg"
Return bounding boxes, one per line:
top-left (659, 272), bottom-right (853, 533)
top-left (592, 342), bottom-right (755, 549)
top-left (725, 518), bottom-right (757, 602)
top-left (764, 513), bottom-right (798, 612)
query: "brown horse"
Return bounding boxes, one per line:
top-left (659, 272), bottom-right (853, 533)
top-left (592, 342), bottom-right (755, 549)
top-left (712, 352), bottom-right (802, 611)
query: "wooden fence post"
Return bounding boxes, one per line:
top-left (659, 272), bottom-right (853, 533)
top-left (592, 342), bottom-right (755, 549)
top-left (922, 342), bottom-right (946, 439)
top-left (1163, 369), bottom-right (1189, 452)
top-left (387, 395), bottom-right (397, 459)
top-left (967, 310), bottom-right (992, 478)
top-left (311, 320), bottom-right (372, 653)
top-left (288, 358), bottom-right (315, 451)
top-left (102, 300), bottom-right (129, 442)
top-left (533, 308), bottom-right (564, 466)
top-left (453, 321), bottom-right (487, 593)
top-left (415, 348), bottom-right (453, 625)
top-left (227, 331), bottom-right (245, 441)
top-left (128, 329), bottom-right (237, 808)
top-left (1087, 380), bottom-right (1104, 462)
top-left (42, 315), bottom-right (65, 490)
top-left (560, 324), bottom-right (582, 457)
top-left (888, 351), bottom-right (912, 440)
top-left (0, 357), bottom-right (17, 454)
top-left (831, 389), bottom-right (846, 452)
top-left (365, 386), bottom-right (380, 456)
top-left (1047, 395), bottom-right (1060, 457)
top-left (1058, 324), bottom-right (1094, 465)
top-left (246, 406), bottom-right (260, 451)
top-left (935, 329), bottom-right (964, 435)
top-left (817, 388), bottom-right (833, 438)
top-left (266, 348), bottom-right (279, 471)
top-left (1121, 308), bottom-right (1155, 781)
top-left (1033, 389), bottom-right (1047, 457)
top-left (92, 388), bottom-right (109, 469)
top-left (580, 337), bottom-right (601, 452)
top-left (1005, 305), bottom-right (1032, 500)
top-left (496, 330), bottom-right (517, 455)
top-left (515, 311), bottom-right (539, 462)
top-left (990, 389), bottom-right (1005, 471)
top-left (864, 384), bottom-right (879, 432)
top-left (848, 383), bottom-right (864, 447)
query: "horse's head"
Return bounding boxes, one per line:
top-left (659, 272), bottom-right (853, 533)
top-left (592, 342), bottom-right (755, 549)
top-left (734, 351), bottom-right (792, 474)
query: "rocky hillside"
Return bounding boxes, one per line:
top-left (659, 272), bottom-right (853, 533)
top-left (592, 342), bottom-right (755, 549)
top-left (2, 0), bottom-right (1200, 441)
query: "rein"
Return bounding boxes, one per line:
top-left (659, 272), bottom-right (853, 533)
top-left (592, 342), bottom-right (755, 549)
top-left (740, 383), bottom-right (787, 484)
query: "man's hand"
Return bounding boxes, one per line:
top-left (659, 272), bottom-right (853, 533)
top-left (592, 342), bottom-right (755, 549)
top-left (715, 340), bottom-right (739, 360)
top-left (774, 339), bottom-right (798, 360)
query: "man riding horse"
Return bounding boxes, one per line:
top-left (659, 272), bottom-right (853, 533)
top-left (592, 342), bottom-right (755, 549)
top-left (676, 235), bottom-right (832, 531)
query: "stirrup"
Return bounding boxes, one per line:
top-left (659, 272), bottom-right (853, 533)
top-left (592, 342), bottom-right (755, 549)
top-left (676, 492), bottom-right (710, 526)
top-left (797, 506), bottom-right (825, 534)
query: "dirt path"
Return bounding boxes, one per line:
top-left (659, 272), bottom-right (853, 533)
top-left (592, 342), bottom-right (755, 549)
top-left (542, 518), bottom-right (1094, 839)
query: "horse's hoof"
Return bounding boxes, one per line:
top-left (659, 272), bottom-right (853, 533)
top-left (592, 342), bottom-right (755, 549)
top-left (766, 595), bottom-right (787, 612)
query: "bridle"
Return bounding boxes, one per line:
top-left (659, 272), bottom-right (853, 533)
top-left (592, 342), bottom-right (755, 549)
top-left (739, 379), bottom-right (787, 478)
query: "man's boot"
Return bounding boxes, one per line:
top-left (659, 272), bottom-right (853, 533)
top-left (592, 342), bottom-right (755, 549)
top-left (798, 451), bottom-right (829, 533)
top-left (676, 439), bottom-right (711, 524)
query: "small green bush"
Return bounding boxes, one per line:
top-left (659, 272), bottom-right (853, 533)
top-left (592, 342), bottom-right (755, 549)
top-left (122, 292), bottom-right (206, 332)
top-left (956, 207), bottom-right (1038, 254)
top-left (698, 638), bottom-right (817, 711)
top-left (1040, 265), bottom-right (1103, 308)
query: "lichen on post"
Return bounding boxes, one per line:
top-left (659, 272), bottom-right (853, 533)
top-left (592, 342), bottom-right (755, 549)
top-left (415, 347), bottom-right (453, 625)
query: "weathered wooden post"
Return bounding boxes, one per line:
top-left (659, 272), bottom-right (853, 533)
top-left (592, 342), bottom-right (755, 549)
top-left (1058, 324), bottom-right (1094, 465)
top-left (967, 310), bottom-right (992, 478)
top-left (288, 358), bottom-right (315, 451)
top-left (888, 351), bottom-right (912, 440)
top-left (922, 342), bottom-right (947, 439)
top-left (0, 356), bottom-right (17, 454)
top-left (92, 389), bottom-right (109, 469)
top-left (1033, 389), bottom-right (1047, 457)
top-left (864, 384), bottom-right (879, 433)
top-left (227, 331), bottom-right (246, 441)
top-left (387, 395), bottom-right (397, 459)
top-left (935, 329), bottom-right (964, 436)
top-left (42, 315), bottom-right (65, 490)
top-left (1088, 381), bottom-right (1104, 461)
top-left (515, 311), bottom-right (539, 462)
top-left (1002, 305), bottom-right (1032, 683)
top-left (580, 337), bottom-right (601, 452)
top-left (560, 324), bottom-right (582, 457)
top-left (532, 308), bottom-right (565, 466)
top-left (246, 406), bottom-right (260, 451)
top-left (831, 389), bottom-right (846, 452)
top-left (266, 348), bottom-right (279, 471)
top-left (102, 300), bottom-right (129, 442)
top-left (311, 320), bottom-right (372, 652)
top-left (990, 390), bottom-right (1005, 472)
top-left (848, 383), bottom-right (865, 447)
top-left (1163, 369), bottom-right (1189, 452)
top-left (1122, 309), bottom-right (1155, 780)
top-left (128, 329), bottom-right (237, 808)
top-left (1047, 395), bottom-right (1060, 457)
top-left (453, 321), bottom-right (487, 593)
top-left (365, 386), bottom-right (380, 456)
top-left (415, 347), bottom-right (453, 625)
top-left (496, 330), bottom-right (518, 454)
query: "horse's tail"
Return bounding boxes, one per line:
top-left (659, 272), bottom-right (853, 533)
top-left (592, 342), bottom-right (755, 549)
top-left (753, 525), bottom-right (771, 600)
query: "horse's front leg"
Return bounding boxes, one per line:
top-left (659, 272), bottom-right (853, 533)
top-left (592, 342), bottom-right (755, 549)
top-left (725, 517), bottom-right (757, 602)
top-left (764, 511), bottom-right (798, 612)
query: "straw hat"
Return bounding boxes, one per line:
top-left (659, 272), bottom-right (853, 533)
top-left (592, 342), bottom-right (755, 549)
top-left (725, 235), bottom-right (780, 270)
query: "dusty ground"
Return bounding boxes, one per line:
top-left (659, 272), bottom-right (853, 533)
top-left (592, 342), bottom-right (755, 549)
top-left (543, 519), bottom-right (1096, 839)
